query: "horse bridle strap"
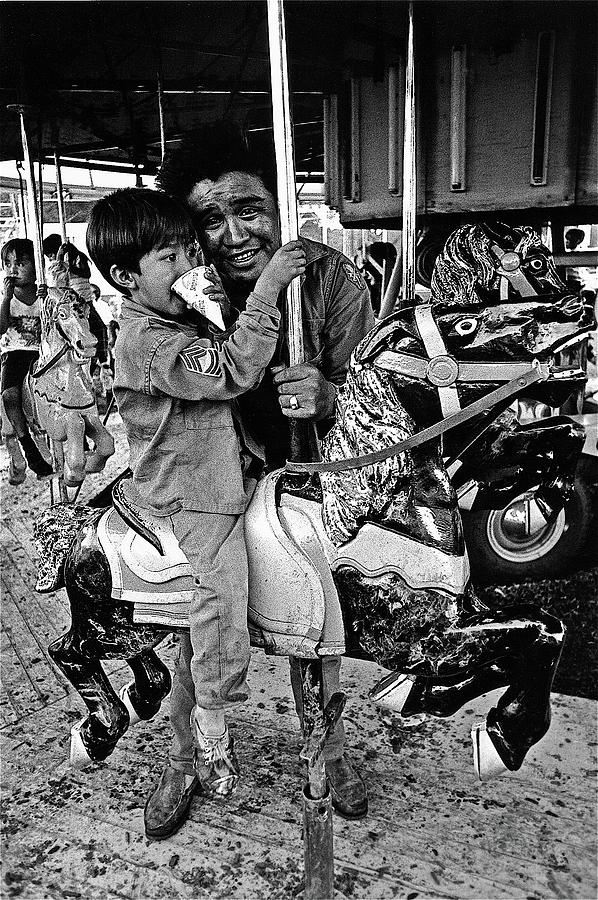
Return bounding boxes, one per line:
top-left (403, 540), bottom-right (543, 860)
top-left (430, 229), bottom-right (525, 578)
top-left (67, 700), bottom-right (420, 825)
top-left (373, 351), bottom-right (539, 384)
top-left (285, 363), bottom-right (548, 474)
top-left (490, 244), bottom-right (537, 301)
top-left (30, 343), bottom-right (69, 378)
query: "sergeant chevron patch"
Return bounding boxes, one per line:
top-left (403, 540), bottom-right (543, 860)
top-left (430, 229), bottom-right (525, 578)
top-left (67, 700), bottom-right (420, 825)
top-left (179, 345), bottom-right (221, 377)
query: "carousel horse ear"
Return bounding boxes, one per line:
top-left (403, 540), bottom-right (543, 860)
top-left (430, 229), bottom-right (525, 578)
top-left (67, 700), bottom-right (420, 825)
top-left (482, 221), bottom-right (517, 249)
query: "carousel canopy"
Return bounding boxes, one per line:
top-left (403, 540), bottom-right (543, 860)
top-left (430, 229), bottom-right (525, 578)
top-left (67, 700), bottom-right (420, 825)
top-left (0, 0), bottom-right (405, 179)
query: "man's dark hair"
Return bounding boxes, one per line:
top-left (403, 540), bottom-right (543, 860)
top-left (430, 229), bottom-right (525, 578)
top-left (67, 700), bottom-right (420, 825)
top-left (86, 187), bottom-right (196, 295)
top-left (42, 233), bottom-right (62, 257)
top-left (1, 237), bottom-right (34, 268)
top-left (156, 121), bottom-right (277, 204)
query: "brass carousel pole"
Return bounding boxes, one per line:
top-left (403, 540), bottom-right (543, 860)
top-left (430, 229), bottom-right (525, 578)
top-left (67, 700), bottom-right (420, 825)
top-left (402, 2), bottom-right (416, 305)
top-left (266, 0), bottom-right (320, 465)
top-left (54, 150), bottom-right (68, 244)
top-left (266, 3), bottom-right (334, 898)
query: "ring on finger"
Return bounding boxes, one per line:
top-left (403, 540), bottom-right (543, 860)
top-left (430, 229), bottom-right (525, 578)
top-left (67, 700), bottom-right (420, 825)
top-left (289, 394), bottom-right (299, 410)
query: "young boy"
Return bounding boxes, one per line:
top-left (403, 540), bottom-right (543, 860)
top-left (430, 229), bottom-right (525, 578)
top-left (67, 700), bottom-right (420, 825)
top-left (86, 187), bottom-right (305, 815)
top-left (0, 238), bottom-right (53, 481)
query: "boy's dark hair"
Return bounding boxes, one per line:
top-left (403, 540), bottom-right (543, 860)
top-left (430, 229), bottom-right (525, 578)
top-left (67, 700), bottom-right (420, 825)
top-left (1, 237), bottom-right (34, 268)
top-left (156, 121), bottom-right (277, 206)
top-left (86, 187), bottom-right (196, 295)
top-left (42, 233), bottom-right (63, 257)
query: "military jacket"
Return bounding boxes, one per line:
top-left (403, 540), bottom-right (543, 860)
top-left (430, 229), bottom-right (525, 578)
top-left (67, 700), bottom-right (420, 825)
top-left (114, 290), bottom-right (280, 515)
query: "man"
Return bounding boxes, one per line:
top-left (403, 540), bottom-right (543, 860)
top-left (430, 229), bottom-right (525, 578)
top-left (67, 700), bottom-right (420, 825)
top-left (146, 123), bottom-right (374, 839)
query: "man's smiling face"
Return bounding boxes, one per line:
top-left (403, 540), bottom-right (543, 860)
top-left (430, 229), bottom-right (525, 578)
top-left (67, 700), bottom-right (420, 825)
top-left (186, 171), bottom-right (281, 289)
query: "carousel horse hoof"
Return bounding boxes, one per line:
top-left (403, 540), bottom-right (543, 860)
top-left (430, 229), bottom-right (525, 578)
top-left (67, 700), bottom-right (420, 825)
top-left (118, 683), bottom-right (141, 726)
top-left (8, 460), bottom-right (27, 485)
top-left (370, 672), bottom-right (415, 713)
top-left (471, 722), bottom-right (509, 781)
top-left (70, 720), bottom-right (95, 769)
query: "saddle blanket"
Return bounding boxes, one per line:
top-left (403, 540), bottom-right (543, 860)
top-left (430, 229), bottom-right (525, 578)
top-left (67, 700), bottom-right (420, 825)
top-left (97, 508), bottom-right (194, 628)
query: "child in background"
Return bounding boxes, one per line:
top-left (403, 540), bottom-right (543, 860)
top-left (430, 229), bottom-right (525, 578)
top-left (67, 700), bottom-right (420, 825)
top-left (0, 238), bottom-right (53, 481)
top-left (86, 187), bottom-right (305, 822)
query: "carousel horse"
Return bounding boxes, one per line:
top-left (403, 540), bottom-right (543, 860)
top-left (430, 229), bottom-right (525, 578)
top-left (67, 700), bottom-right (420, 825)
top-left (30, 285), bottom-right (115, 486)
top-left (33, 222), bottom-right (592, 780)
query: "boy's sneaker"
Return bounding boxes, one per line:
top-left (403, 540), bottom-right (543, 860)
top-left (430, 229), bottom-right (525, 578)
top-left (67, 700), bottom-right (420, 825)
top-left (190, 709), bottom-right (240, 797)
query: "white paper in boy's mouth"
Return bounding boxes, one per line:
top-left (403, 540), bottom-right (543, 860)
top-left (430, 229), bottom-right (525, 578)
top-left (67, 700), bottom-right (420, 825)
top-left (171, 266), bottom-right (225, 331)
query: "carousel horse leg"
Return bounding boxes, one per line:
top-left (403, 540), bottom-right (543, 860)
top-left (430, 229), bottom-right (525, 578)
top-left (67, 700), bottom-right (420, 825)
top-left (119, 648), bottom-right (172, 726)
top-left (475, 610), bottom-right (565, 778)
top-left (62, 412), bottom-right (87, 486)
top-left (48, 631), bottom-right (129, 767)
top-left (83, 413), bottom-right (115, 474)
top-left (372, 605), bottom-right (564, 780)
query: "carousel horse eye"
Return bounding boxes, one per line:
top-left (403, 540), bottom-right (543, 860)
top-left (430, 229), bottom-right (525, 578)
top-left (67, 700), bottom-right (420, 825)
top-left (528, 257), bottom-right (545, 271)
top-left (454, 317), bottom-right (478, 336)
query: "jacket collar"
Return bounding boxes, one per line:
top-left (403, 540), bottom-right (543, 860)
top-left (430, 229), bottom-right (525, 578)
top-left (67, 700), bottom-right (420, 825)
top-left (301, 237), bottom-right (329, 266)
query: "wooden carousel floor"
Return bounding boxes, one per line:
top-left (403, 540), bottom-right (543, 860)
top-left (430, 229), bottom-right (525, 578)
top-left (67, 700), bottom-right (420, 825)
top-left (1, 415), bottom-right (597, 900)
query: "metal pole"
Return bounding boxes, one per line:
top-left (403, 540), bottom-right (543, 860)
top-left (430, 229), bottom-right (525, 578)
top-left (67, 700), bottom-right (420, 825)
top-left (157, 71), bottom-right (166, 163)
top-left (8, 106), bottom-right (45, 286)
top-left (402, 2), bottom-right (416, 305)
top-left (8, 105), bottom-right (67, 500)
top-left (54, 151), bottom-right (67, 243)
top-left (266, 0), bottom-right (302, 367)
top-left (266, 0), bottom-right (320, 464)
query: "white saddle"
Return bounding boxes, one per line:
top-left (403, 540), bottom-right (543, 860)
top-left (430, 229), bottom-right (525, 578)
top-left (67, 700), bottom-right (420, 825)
top-left (97, 472), bottom-right (346, 655)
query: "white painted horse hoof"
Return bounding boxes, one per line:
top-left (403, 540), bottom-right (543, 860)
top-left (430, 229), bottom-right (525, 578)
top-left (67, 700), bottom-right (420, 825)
top-left (370, 673), bottom-right (415, 713)
top-left (471, 721), bottom-right (509, 781)
top-left (70, 720), bottom-right (94, 769)
top-left (118, 683), bottom-right (141, 726)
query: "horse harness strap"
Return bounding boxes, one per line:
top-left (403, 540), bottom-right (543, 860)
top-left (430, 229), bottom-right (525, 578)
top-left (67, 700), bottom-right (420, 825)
top-left (414, 305), bottom-right (461, 417)
top-left (490, 244), bottom-right (538, 301)
top-left (30, 343), bottom-right (69, 378)
top-left (373, 351), bottom-right (539, 384)
top-left (285, 363), bottom-right (548, 474)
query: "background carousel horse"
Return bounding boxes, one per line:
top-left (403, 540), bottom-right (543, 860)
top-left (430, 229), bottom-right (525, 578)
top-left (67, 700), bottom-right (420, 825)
top-left (33, 222), bottom-right (593, 780)
top-left (30, 285), bottom-right (114, 486)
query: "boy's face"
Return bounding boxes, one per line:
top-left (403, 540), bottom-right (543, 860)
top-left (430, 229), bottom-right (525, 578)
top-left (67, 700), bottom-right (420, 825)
top-left (4, 250), bottom-right (35, 286)
top-left (128, 242), bottom-right (198, 316)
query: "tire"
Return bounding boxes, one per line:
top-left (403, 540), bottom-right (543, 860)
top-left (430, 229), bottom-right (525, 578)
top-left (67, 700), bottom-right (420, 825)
top-left (463, 459), bottom-right (598, 585)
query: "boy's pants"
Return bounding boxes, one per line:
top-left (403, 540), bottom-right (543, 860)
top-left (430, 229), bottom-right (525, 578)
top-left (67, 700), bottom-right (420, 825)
top-left (168, 509), bottom-right (250, 775)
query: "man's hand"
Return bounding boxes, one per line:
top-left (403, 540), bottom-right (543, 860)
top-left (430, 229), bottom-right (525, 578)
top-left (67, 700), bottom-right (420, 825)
top-left (272, 363), bottom-right (337, 420)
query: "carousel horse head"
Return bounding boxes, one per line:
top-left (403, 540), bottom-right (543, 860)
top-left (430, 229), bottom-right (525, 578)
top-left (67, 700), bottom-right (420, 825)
top-left (42, 287), bottom-right (98, 364)
top-left (430, 221), bottom-right (566, 305)
top-left (320, 221), bottom-right (593, 546)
